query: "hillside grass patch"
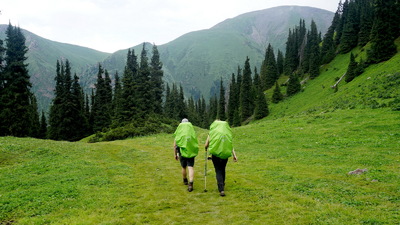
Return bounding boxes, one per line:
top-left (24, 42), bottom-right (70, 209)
top-left (1, 108), bottom-right (399, 224)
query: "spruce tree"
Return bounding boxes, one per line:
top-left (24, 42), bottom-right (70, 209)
top-left (286, 73), bottom-right (301, 97)
top-left (339, 0), bottom-right (360, 53)
top-left (112, 71), bottom-right (124, 125)
top-left (368, 0), bottom-right (398, 63)
top-left (92, 64), bottom-right (112, 132)
top-left (39, 111), bottom-right (47, 139)
top-left (120, 49), bottom-right (138, 122)
top-left (150, 44), bottom-right (164, 114)
top-left (276, 50), bottom-right (284, 75)
top-left (137, 43), bottom-right (152, 118)
top-left (272, 82), bottom-right (284, 103)
top-left (0, 24), bottom-right (38, 137)
top-left (345, 53), bottom-right (359, 82)
top-left (262, 44), bottom-right (279, 90)
top-left (227, 73), bottom-right (236, 125)
top-left (240, 57), bottom-right (253, 122)
top-left (308, 20), bottom-right (321, 79)
top-left (217, 78), bottom-right (226, 121)
top-left (358, 0), bottom-right (374, 47)
top-left (254, 84), bottom-right (269, 120)
top-left (321, 11), bottom-right (340, 64)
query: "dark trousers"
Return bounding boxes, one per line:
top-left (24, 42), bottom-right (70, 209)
top-left (212, 155), bottom-right (228, 192)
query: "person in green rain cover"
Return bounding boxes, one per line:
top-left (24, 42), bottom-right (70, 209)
top-left (205, 120), bottom-right (237, 196)
top-left (174, 118), bottom-right (199, 192)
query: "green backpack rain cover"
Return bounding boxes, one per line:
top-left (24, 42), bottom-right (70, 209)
top-left (209, 121), bottom-right (233, 159)
top-left (174, 122), bottom-right (199, 158)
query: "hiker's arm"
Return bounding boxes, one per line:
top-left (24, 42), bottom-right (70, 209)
top-left (174, 140), bottom-right (178, 160)
top-left (204, 135), bottom-right (210, 151)
top-left (232, 148), bottom-right (237, 162)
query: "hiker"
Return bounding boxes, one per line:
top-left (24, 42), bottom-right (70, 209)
top-left (173, 118), bottom-right (199, 192)
top-left (204, 120), bottom-right (237, 196)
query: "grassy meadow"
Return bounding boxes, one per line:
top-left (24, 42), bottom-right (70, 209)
top-left (1, 108), bottom-right (399, 224)
top-left (1, 37), bottom-right (400, 225)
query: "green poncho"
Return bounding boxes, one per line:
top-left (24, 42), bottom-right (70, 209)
top-left (174, 122), bottom-right (199, 158)
top-left (208, 121), bottom-right (233, 159)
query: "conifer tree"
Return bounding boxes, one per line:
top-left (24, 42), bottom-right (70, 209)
top-left (308, 20), bottom-right (321, 79)
top-left (276, 50), bottom-right (284, 75)
top-left (120, 49), bottom-right (138, 122)
top-left (49, 59), bottom-right (84, 140)
top-left (112, 71), bottom-right (124, 125)
top-left (227, 73), bottom-right (236, 125)
top-left (254, 83), bottom-right (269, 120)
top-left (321, 11), bottom-right (340, 64)
top-left (357, 0), bottom-right (374, 47)
top-left (272, 82), bottom-right (284, 103)
top-left (137, 43), bottom-right (152, 118)
top-left (339, 0), bottom-right (360, 53)
top-left (240, 57), bottom-right (253, 121)
top-left (92, 64), bottom-right (112, 132)
top-left (345, 53), bottom-right (360, 82)
top-left (0, 23), bottom-right (38, 137)
top-left (209, 94), bottom-right (218, 121)
top-left (368, 0), bottom-right (398, 63)
top-left (164, 83), bottom-right (174, 118)
top-left (177, 84), bottom-right (187, 119)
top-left (217, 78), bottom-right (226, 121)
top-left (150, 44), bottom-right (164, 114)
top-left (261, 44), bottom-right (279, 90)
top-left (39, 111), bottom-right (47, 139)
top-left (286, 73), bottom-right (301, 97)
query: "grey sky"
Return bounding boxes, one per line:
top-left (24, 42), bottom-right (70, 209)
top-left (1, 0), bottom-right (339, 53)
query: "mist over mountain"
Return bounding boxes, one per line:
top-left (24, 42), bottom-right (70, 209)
top-left (0, 6), bottom-right (334, 112)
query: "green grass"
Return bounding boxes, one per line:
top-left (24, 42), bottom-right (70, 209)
top-left (1, 108), bottom-right (399, 224)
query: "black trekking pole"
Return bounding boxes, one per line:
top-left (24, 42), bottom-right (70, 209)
top-left (204, 149), bottom-right (208, 192)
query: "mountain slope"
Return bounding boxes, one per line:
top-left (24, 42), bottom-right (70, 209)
top-left (108, 6), bottom-right (334, 99)
top-left (0, 6), bottom-right (333, 111)
top-left (0, 25), bottom-right (111, 110)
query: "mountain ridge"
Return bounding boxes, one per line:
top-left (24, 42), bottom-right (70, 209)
top-left (0, 6), bottom-right (334, 111)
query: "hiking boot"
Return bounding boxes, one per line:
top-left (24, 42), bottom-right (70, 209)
top-left (220, 191), bottom-right (226, 197)
top-left (183, 178), bottom-right (188, 185)
top-left (188, 182), bottom-right (193, 192)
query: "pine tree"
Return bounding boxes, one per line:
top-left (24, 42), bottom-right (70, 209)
top-left (112, 71), bottom-right (124, 125)
top-left (240, 57), bottom-right (253, 121)
top-left (358, 0), bottom-right (374, 47)
top-left (39, 111), bottom-right (47, 139)
top-left (177, 84), bottom-right (187, 119)
top-left (261, 44), bottom-right (279, 90)
top-left (227, 73), bottom-right (236, 125)
top-left (321, 11), bottom-right (340, 64)
top-left (137, 43), bottom-right (152, 118)
top-left (276, 49), bottom-right (284, 75)
top-left (217, 78), bottom-right (226, 121)
top-left (286, 73), bottom-right (301, 97)
top-left (0, 24), bottom-right (38, 137)
top-left (120, 49), bottom-right (138, 122)
top-left (308, 20), bottom-right (321, 79)
top-left (368, 0), bottom-right (398, 63)
top-left (92, 64), bottom-right (112, 132)
top-left (345, 53), bottom-right (359, 82)
top-left (150, 44), bottom-right (164, 114)
top-left (254, 84), bottom-right (269, 120)
top-left (272, 82), bottom-right (284, 103)
top-left (339, 0), bottom-right (360, 53)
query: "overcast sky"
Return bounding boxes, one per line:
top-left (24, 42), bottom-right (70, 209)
top-left (1, 0), bottom-right (339, 53)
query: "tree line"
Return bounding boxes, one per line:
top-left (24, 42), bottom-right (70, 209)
top-left (1, 0), bottom-right (398, 140)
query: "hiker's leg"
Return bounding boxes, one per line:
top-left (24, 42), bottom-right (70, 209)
top-left (212, 155), bottom-right (225, 192)
top-left (188, 166), bottom-right (194, 182)
top-left (180, 156), bottom-right (188, 184)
